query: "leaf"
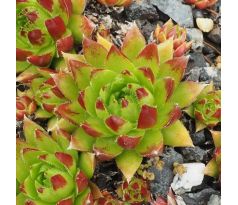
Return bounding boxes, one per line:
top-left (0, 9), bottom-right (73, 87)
top-left (170, 81), bottom-right (206, 108)
top-left (121, 26), bottom-right (146, 60)
top-left (210, 131), bottom-right (221, 148)
top-left (162, 121), bottom-right (194, 147)
top-left (134, 43), bottom-right (159, 77)
top-left (52, 72), bottom-right (79, 101)
top-left (97, 33), bottom-right (112, 51)
top-left (94, 137), bottom-right (123, 161)
top-left (78, 152), bottom-right (95, 178)
top-left (135, 129), bottom-right (163, 157)
top-left (23, 117), bottom-right (45, 146)
top-left (105, 45), bottom-right (136, 73)
top-left (157, 38), bottom-right (173, 64)
top-left (157, 56), bottom-right (188, 87)
top-left (116, 150), bottom-right (142, 182)
top-left (82, 37), bottom-right (108, 67)
top-left (204, 158), bottom-right (219, 178)
top-left (70, 127), bottom-right (95, 151)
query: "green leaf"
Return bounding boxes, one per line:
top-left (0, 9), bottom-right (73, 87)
top-left (94, 137), bottom-right (123, 160)
top-left (23, 117), bottom-right (45, 146)
top-left (121, 26), bottom-right (146, 60)
top-left (162, 121), bottom-right (194, 147)
top-left (157, 56), bottom-right (188, 87)
top-left (68, 14), bottom-right (84, 44)
top-left (82, 37), bottom-right (108, 67)
top-left (105, 45), bottom-right (136, 73)
top-left (78, 152), bottom-right (95, 179)
top-left (75, 188), bottom-right (92, 205)
top-left (136, 129), bottom-right (163, 157)
top-left (52, 72), bottom-right (79, 101)
top-left (116, 150), bottom-right (142, 182)
top-left (70, 127), bottom-right (95, 152)
top-left (204, 158), bottom-right (219, 178)
top-left (157, 38), bottom-right (173, 64)
top-left (170, 81), bottom-right (206, 109)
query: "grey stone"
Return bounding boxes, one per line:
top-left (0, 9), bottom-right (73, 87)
top-left (124, 0), bottom-right (159, 21)
top-left (186, 28), bottom-right (204, 52)
top-left (208, 27), bottom-right (221, 45)
top-left (149, 165), bottom-right (174, 198)
top-left (151, 0), bottom-right (194, 27)
top-left (208, 194), bottom-right (221, 205)
top-left (181, 188), bottom-right (219, 205)
top-left (191, 130), bottom-right (206, 146)
top-left (187, 53), bottom-right (207, 71)
top-left (178, 147), bottom-right (208, 162)
top-left (162, 147), bottom-right (184, 168)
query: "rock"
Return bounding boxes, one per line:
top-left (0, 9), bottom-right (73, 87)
top-left (136, 20), bottom-right (156, 41)
top-left (150, 0), bottom-right (194, 27)
top-left (199, 67), bottom-right (221, 88)
top-left (149, 165), bottom-right (174, 198)
top-left (186, 28), bottom-right (204, 52)
top-left (181, 188), bottom-right (219, 205)
top-left (162, 147), bottom-right (184, 168)
top-left (190, 130), bottom-right (206, 146)
top-left (186, 67), bottom-right (201, 82)
top-left (171, 163), bottom-right (205, 195)
top-left (208, 194), bottom-right (221, 205)
top-left (124, 0), bottom-right (159, 21)
top-left (187, 53), bottom-right (207, 71)
top-left (193, 9), bottom-right (204, 19)
top-left (196, 18), bottom-right (214, 33)
top-left (178, 147), bottom-right (209, 162)
top-left (208, 27), bottom-right (221, 45)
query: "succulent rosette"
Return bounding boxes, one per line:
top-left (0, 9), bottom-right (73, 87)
top-left (117, 177), bottom-right (150, 204)
top-left (16, 90), bottom-right (37, 121)
top-left (185, 83), bottom-right (221, 132)
top-left (16, 117), bottom-right (95, 205)
top-left (184, 0), bottom-right (218, 9)
top-left (28, 25), bottom-right (205, 181)
top-left (16, 0), bottom-right (92, 73)
top-left (97, 0), bottom-right (132, 7)
top-left (204, 130), bottom-right (221, 179)
top-left (154, 19), bottom-right (192, 58)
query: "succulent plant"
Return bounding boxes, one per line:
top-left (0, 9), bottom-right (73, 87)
top-left (94, 191), bottom-right (124, 205)
top-left (117, 177), bottom-right (151, 204)
top-left (16, 90), bottom-right (37, 121)
top-left (204, 130), bottom-right (221, 179)
top-left (26, 25), bottom-right (205, 181)
top-left (16, 0), bottom-right (93, 73)
top-left (154, 19), bottom-right (192, 58)
top-left (184, 0), bottom-right (218, 9)
top-left (97, 0), bottom-right (132, 7)
top-left (185, 83), bottom-right (221, 132)
top-left (16, 117), bottom-right (95, 205)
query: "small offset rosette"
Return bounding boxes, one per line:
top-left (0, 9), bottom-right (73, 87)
top-left (16, 117), bottom-right (95, 205)
top-left (16, 0), bottom-right (94, 73)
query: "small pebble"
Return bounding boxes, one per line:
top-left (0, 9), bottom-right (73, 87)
top-left (196, 18), bottom-right (214, 33)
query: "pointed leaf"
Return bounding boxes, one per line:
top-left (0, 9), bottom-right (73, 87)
top-left (135, 129), bottom-right (163, 157)
top-left (52, 72), bottom-right (78, 101)
top-left (93, 137), bottom-right (123, 161)
top-left (121, 26), bottom-right (146, 60)
top-left (162, 121), bottom-right (193, 147)
top-left (170, 81), bottom-right (206, 108)
top-left (116, 150), bottom-right (142, 182)
top-left (204, 158), bottom-right (219, 178)
top-left (83, 37), bottom-right (108, 67)
top-left (70, 127), bottom-right (95, 151)
top-left (157, 39), bottom-right (173, 64)
top-left (78, 152), bottom-right (95, 178)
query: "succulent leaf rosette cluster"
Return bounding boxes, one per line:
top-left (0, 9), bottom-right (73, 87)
top-left (205, 131), bottom-right (221, 179)
top-left (97, 0), bottom-right (132, 7)
top-left (117, 177), bottom-right (150, 204)
top-left (154, 19), bottom-right (192, 58)
top-left (16, 0), bottom-right (92, 73)
top-left (17, 117), bottom-right (95, 205)
top-left (185, 83), bottom-right (221, 132)
top-left (28, 25), bottom-right (205, 181)
top-left (184, 0), bottom-right (218, 9)
top-left (16, 90), bottom-right (37, 121)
